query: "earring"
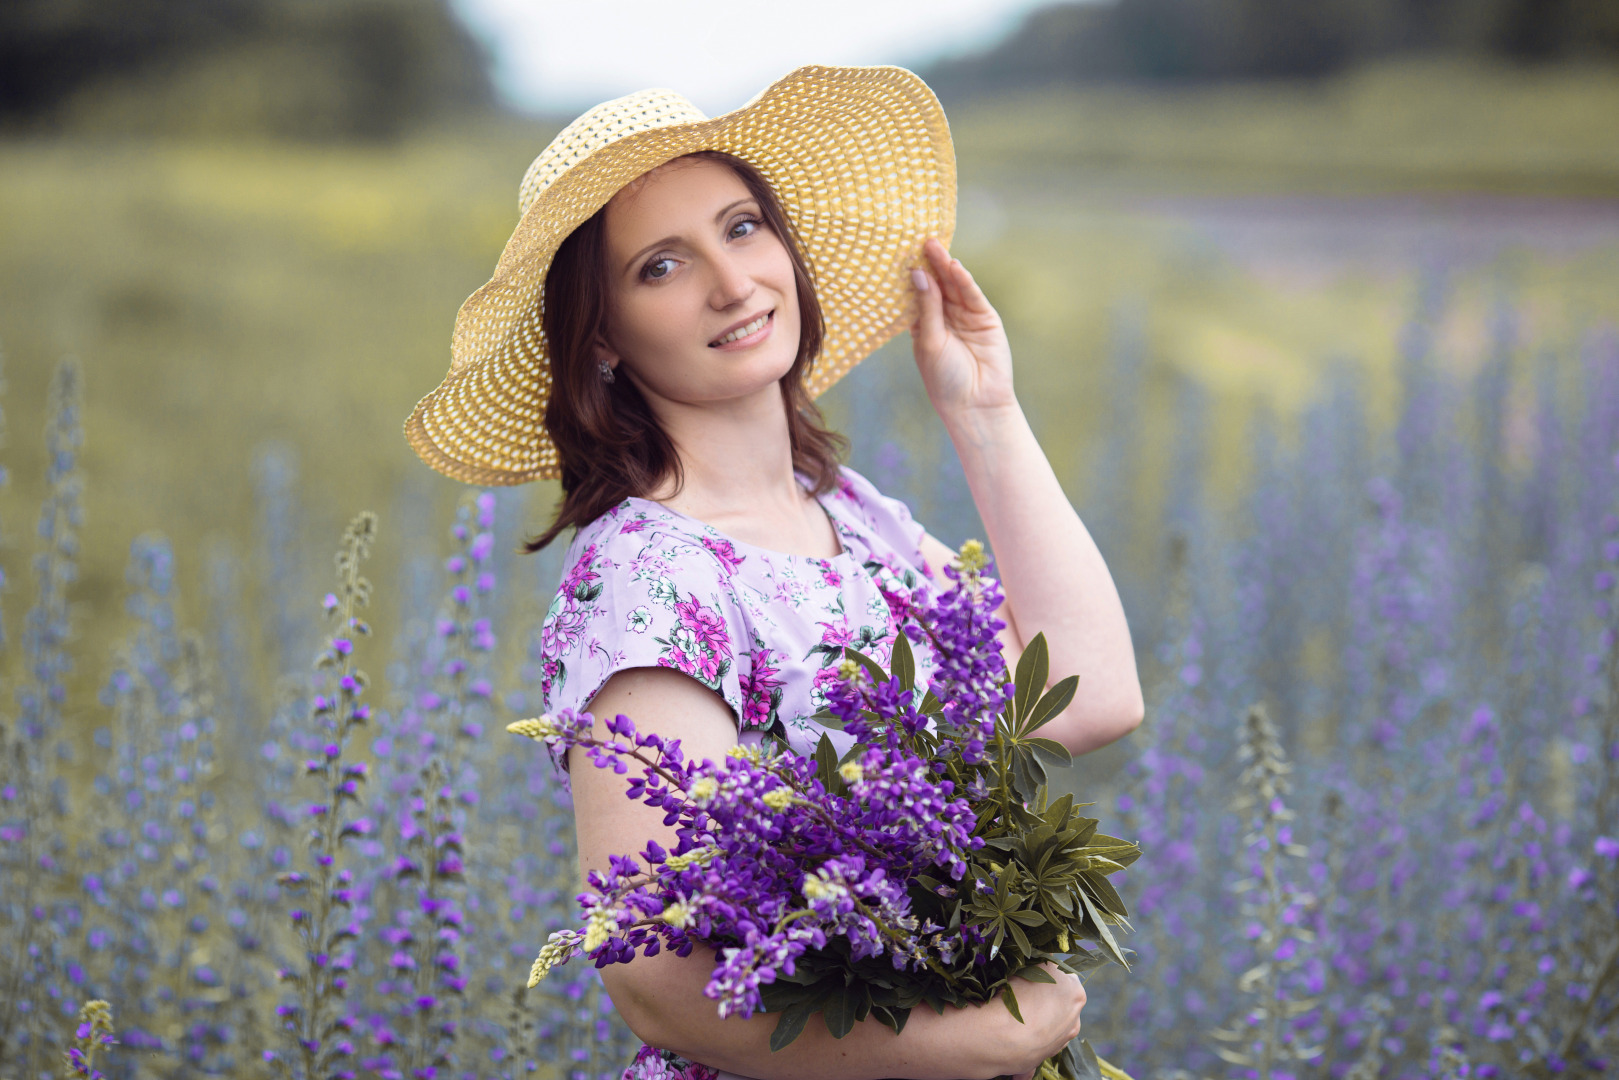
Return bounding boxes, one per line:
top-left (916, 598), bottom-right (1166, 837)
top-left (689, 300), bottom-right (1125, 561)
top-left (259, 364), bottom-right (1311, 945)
top-left (598, 358), bottom-right (616, 385)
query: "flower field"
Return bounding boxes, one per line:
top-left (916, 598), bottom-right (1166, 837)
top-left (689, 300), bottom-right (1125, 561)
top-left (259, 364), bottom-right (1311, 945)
top-left (3, 62), bottom-right (1619, 1077)
top-left (2, 260), bottom-right (1616, 1078)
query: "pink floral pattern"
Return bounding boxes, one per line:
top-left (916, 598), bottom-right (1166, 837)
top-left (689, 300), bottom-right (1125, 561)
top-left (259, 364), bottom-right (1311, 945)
top-left (535, 466), bottom-right (941, 1080)
top-left (700, 535), bottom-right (746, 576)
top-left (657, 594), bottom-right (734, 688)
top-left (622, 1045), bottom-right (719, 1080)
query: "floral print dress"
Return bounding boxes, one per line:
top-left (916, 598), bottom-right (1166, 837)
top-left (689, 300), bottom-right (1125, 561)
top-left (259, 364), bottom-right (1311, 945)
top-left (538, 465), bottom-right (941, 1080)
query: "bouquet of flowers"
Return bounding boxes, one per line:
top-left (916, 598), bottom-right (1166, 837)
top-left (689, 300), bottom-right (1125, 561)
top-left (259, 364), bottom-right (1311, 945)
top-left (509, 543), bottom-right (1140, 1080)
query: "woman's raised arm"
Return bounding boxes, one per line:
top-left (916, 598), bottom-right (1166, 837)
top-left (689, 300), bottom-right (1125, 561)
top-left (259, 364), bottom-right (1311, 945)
top-left (571, 666), bottom-right (1088, 1080)
top-left (910, 238), bottom-right (1145, 757)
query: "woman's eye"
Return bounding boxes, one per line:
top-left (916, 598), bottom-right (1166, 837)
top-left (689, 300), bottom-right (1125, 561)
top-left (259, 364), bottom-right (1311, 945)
top-left (729, 217), bottom-right (760, 240)
top-left (643, 257), bottom-right (675, 280)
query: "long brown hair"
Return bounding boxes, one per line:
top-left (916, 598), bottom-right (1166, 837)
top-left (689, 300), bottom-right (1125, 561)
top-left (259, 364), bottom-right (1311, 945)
top-left (523, 150), bottom-right (846, 553)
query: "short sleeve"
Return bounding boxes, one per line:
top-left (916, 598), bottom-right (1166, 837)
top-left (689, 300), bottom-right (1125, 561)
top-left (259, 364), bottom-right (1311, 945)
top-left (832, 466), bottom-right (927, 567)
top-left (537, 509), bottom-right (750, 732)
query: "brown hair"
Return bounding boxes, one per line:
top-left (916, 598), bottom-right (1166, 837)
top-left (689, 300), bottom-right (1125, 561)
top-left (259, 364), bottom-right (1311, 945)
top-left (522, 150), bottom-right (846, 553)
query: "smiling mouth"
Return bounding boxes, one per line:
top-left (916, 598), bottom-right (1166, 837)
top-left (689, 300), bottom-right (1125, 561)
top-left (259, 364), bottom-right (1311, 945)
top-left (709, 310), bottom-right (773, 347)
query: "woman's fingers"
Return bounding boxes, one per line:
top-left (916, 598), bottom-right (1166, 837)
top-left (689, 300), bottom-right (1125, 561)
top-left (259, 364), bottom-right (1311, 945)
top-left (921, 237), bottom-right (996, 325)
top-left (909, 265), bottom-right (945, 357)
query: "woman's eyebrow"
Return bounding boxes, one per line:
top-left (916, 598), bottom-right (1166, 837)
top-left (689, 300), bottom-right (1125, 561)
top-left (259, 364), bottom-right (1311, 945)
top-left (621, 197), bottom-right (757, 275)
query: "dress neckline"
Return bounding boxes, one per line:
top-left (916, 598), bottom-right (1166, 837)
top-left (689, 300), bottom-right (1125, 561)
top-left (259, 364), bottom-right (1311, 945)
top-left (624, 477), bottom-right (856, 565)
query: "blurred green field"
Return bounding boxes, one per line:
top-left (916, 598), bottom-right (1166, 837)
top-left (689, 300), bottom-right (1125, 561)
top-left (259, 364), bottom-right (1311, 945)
top-left (2, 58), bottom-right (1618, 718)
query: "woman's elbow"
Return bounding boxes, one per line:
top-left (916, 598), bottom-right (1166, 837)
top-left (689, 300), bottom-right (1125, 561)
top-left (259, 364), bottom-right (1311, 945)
top-left (1116, 680), bottom-right (1146, 737)
top-left (1053, 683), bottom-right (1144, 754)
top-left (600, 966), bottom-right (676, 1050)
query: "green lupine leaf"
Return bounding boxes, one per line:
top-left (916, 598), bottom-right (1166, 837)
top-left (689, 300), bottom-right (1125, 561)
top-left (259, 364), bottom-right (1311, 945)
top-left (822, 985), bottom-right (857, 1039)
top-left (808, 706), bottom-right (846, 731)
top-left (842, 647), bottom-right (889, 687)
top-left (1024, 675), bottom-right (1079, 735)
top-left (1013, 632), bottom-right (1049, 724)
top-left (814, 734), bottom-right (846, 797)
top-left (1001, 982), bottom-right (1025, 1024)
top-left (919, 689), bottom-right (944, 715)
top-left (1075, 1039), bottom-right (1106, 1080)
top-left (1081, 869), bottom-right (1129, 918)
top-left (1011, 750), bottom-right (1044, 800)
top-left (769, 999), bottom-right (813, 1051)
top-left (1029, 737), bottom-right (1072, 769)
top-left (1085, 835), bottom-right (1142, 868)
top-left (1078, 887), bottom-right (1129, 969)
top-left (1055, 948), bottom-right (1111, 975)
top-left (891, 631), bottom-right (916, 692)
top-left (1016, 963), bottom-right (1056, 984)
top-left (869, 1004), bottom-right (910, 1034)
top-left (1043, 792), bottom-right (1075, 827)
top-left (1007, 918), bottom-right (1033, 955)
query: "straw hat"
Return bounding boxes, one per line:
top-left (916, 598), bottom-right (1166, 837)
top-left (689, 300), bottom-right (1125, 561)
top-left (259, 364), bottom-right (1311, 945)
top-left (404, 64), bottom-right (956, 486)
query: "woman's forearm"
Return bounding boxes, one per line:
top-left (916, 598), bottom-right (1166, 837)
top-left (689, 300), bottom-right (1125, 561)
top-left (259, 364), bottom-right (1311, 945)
top-left (604, 944), bottom-right (1035, 1080)
top-left (943, 401), bottom-right (1144, 755)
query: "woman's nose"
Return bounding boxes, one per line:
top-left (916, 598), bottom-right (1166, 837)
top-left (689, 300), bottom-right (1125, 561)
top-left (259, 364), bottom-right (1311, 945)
top-left (708, 251), bottom-right (755, 309)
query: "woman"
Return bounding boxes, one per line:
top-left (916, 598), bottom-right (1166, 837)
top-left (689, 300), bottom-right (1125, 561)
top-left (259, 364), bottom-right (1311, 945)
top-left (405, 66), bottom-right (1143, 1080)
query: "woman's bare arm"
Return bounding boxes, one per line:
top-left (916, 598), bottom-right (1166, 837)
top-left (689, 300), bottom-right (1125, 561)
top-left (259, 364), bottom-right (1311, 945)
top-left (569, 666), bottom-right (1087, 1080)
top-left (911, 239), bottom-right (1145, 757)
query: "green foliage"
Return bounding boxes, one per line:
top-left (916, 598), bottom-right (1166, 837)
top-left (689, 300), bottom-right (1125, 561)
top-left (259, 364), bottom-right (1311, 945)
top-left (773, 631), bottom-right (1140, 1080)
top-left (0, 0), bottom-right (494, 138)
top-left (923, 0), bottom-right (1619, 98)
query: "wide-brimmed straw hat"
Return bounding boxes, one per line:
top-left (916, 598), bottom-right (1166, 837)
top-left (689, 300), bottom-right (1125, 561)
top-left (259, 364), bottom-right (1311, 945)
top-left (403, 64), bottom-right (956, 486)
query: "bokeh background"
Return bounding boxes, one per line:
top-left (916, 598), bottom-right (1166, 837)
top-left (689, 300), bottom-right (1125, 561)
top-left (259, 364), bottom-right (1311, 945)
top-left (4, 0), bottom-right (1618, 726)
top-left (4, 2), bottom-right (1619, 1076)
top-left (3, 0), bottom-right (1617, 721)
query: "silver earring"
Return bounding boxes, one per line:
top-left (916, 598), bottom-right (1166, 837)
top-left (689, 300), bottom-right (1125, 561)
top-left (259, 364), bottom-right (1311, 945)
top-left (598, 358), bottom-right (616, 384)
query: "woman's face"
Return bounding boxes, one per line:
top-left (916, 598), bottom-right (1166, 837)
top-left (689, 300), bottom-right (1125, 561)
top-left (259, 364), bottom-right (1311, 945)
top-left (597, 156), bottom-right (801, 411)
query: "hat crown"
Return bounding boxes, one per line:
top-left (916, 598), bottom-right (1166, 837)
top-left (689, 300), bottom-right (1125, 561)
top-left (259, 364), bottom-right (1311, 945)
top-left (519, 88), bottom-right (710, 216)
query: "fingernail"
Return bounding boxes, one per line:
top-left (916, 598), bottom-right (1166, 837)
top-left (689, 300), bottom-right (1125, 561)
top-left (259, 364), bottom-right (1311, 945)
top-left (910, 268), bottom-right (929, 292)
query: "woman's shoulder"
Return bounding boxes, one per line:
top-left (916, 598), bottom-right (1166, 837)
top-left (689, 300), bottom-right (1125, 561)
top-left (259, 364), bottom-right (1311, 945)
top-left (824, 465), bottom-right (927, 566)
top-left (540, 500), bottom-right (754, 723)
top-left (557, 499), bottom-right (745, 599)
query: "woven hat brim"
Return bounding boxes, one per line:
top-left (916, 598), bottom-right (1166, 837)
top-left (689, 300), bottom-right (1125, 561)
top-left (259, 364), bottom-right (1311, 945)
top-left (405, 64), bottom-right (957, 486)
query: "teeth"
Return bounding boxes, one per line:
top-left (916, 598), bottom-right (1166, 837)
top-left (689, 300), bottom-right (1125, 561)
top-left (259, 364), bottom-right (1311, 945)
top-left (714, 313), bottom-right (769, 345)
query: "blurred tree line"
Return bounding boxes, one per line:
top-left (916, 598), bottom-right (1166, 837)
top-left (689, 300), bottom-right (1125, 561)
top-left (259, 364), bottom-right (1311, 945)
top-left (0, 0), bottom-right (492, 139)
top-left (923, 0), bottom-right (1619, 97)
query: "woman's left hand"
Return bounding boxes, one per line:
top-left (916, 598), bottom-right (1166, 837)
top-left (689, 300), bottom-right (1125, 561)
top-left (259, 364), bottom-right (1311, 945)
top-left (910, 236), bottom-right (1017, 422)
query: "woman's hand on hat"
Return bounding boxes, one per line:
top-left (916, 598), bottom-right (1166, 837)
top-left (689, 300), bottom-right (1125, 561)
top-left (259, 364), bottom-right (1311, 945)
top-left (909, 237), bottom-right (1017, 424)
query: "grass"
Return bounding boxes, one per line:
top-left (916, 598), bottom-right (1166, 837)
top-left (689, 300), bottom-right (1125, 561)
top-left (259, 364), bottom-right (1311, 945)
top-left (948, 57), bottom-right (1619, 197)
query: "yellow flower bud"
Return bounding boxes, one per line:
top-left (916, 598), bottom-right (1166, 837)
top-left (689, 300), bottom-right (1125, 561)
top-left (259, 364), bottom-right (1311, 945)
top-left (955, 539), bottom-right (988, 574)
top-left (582, 908), bottom-right (615, 952)
top-left (506, 716), bottom-right (556, 741)
top-left (688, 777), bottom-right (718, 804)
top-left (659, 902), bottom-right (695, 929)
top-left (838, 761), bottom-right (865, 784)
top-left (762, 788), bottom-right (793, 811)
top-left (666, 845), bottom-right (719, 870)
top-left (526, 930), bottom-right (581, 988)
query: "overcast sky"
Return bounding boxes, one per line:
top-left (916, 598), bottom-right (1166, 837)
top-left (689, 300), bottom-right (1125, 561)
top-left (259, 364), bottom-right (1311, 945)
top-left (451, 0), bottom-right (1059, 116)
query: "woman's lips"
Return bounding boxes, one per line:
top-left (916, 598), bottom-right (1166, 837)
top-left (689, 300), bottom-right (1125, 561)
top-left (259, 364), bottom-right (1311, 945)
top-left (709, 310), bottom-right (774, 349)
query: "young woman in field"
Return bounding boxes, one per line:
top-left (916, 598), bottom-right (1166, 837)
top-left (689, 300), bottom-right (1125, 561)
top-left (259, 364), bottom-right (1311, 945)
top-left (405, 66), bottom-right (1144, 1080)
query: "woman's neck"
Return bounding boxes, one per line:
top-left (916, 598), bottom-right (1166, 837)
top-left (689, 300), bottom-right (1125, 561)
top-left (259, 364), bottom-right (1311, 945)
top-left (641, 382), bottom-right (839, 558)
